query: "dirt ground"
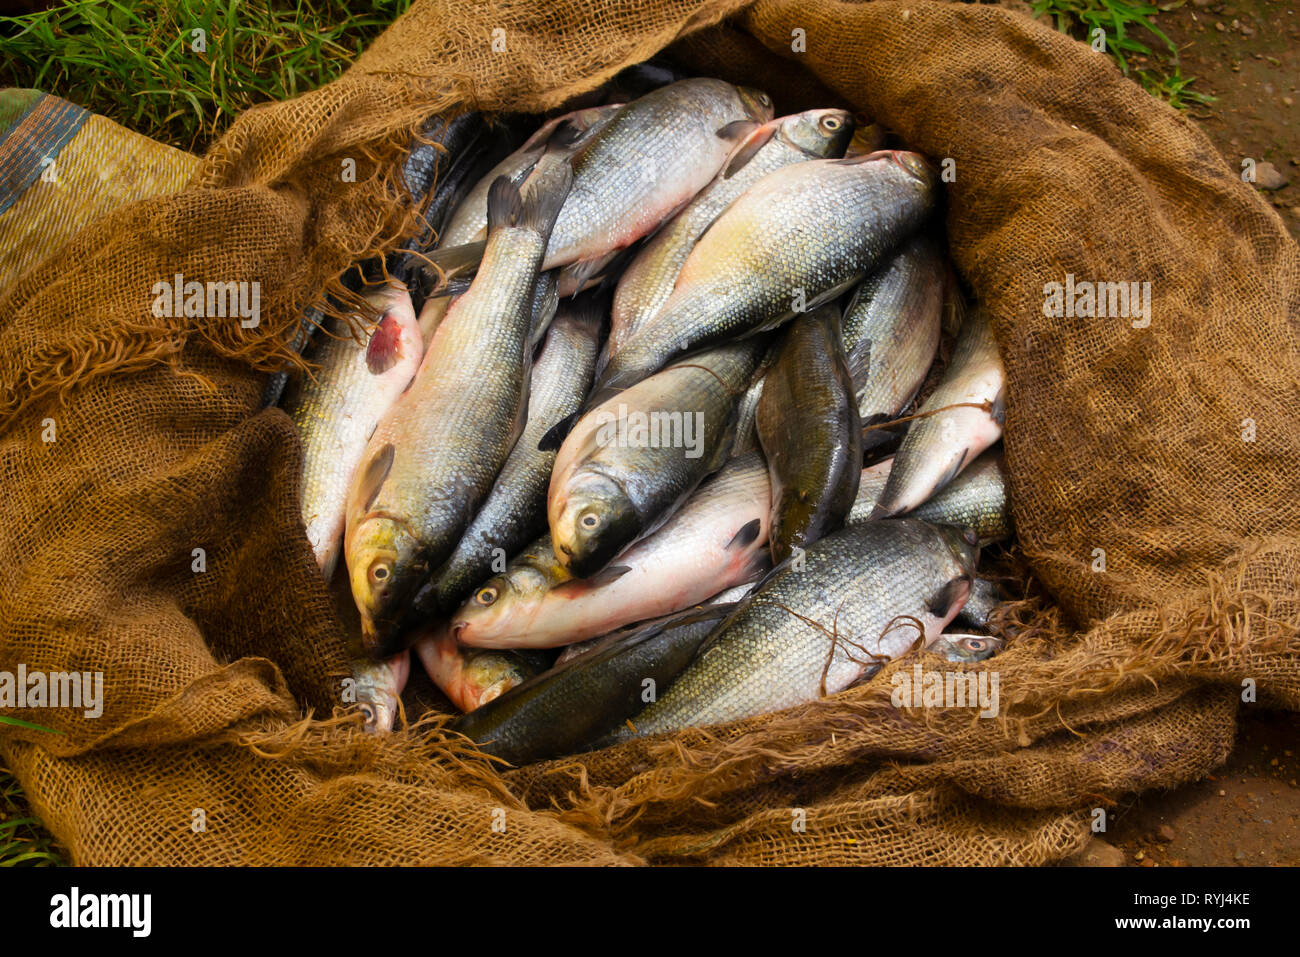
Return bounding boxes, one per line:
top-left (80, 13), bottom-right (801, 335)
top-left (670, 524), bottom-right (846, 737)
top-left (1141, 0), bottom-right (1298, 238)
top-left (1061, 0), bottom-right (1298, 867)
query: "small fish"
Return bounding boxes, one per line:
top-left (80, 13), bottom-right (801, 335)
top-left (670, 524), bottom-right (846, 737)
top-left (283, 282), bottom-right (424, 579)
top-left (449, 603), bottom-right (733, 765)
top-left (868, 309), bottom-right (1006, 519)
top-left (540, 78), bottom-right (774, 273)
top-left (849, 448), bottom-right (1011, 545)
top-left (413, 622), bottom-right (550, 713)
top-left (841, 233), bottom-right (945, 451)
top-left (351, 650), bottom-right (410, 734)
top-left (605, 519), bottom-right (978, 738)
top-left (546, 340), bottom-right (763, 578)
top-left (605, 108), bottom-right (853, 364)
top-left (756, 303), bottom-right (862, 563)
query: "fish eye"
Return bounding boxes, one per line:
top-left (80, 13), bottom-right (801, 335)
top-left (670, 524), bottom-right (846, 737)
top-left (966, 638), bottom-right (986, 651)
top-left (822, 116), bottom-right (842, 131)
top-left (368, 560), bottom-right (391, 584)
top-left (580, 512), bottom-right (600, 530)
top-left (757, 92), bottom-right (771, 106)
top-left (475, 586), bottom-right (499, 606)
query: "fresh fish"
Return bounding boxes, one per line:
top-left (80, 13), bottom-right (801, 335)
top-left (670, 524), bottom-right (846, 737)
top-left (842, 233), bottom-right (944, 450)
top-left (547, 340), bottom-right (762, 577)
top-left (868, 308), bottom-right (1005, 519)
top-left (450, 604), bottom-right (733, 765)
top-left (439, 106), bottom-right (622, 250)
top-left (345, 170), bottom-right (572, 657)
top-left (283, 282), bottom-right (424, 579)
top-left (540, 78), bottom-right (775, 273)
top-left (606, 519), bottom-right (978, 738)
top-left (756, 304), bottom-right (862, 563)
top-left (413, 622), bottom-right (551, 713)
top-left (351, 650), bottom-right (410, 734)
top-left (931, 632), bottom-right (1004, 664)
top-left (428, 300), bottom-right (602, 615)
top-left (593, 150), bottom-right (938, 400)
top-left (416, 107), bottom-right (619, 339)
top-left (456, 451), bottom-right (771, 649)
top-left (952, 577), bottom-right (1002, 630)
top-left (554, 581), bottom-right (756, 666)
top-left (850, 448), bottom-right (1011, 544)
top-left (606, 108), bottom-right (853, 363)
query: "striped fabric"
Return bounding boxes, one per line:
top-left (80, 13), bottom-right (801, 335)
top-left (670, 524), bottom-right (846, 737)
top-left (0, 89), bottom-right (197, 289)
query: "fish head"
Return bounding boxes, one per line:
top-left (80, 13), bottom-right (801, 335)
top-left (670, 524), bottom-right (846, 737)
top-left (352, 652), bottom-right (408, 733)
top-left (782, 108), bottom-right (855, 158)
top-left (460, 653), bottom-right (533, 710)
top-left (551, 471), bottom-right (641, 578)
top-left (737, 86), bottom-right (776, 123)
top-left (451, 565), bottom-right (551, 646)
top-left (347, 515), bottom-right (424, 656)
top-left (861, 149), bottom-right (939, 202)
top-left (935, 633), bottom-right (1004, 664)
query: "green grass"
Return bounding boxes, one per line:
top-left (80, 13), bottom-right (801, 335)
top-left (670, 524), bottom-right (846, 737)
top-left (1, 767), bottom-right (64, 866)
top-left (0, 0), bottom-right (412, 152)
top-left (1028, 0), bottom-right (1216, 111)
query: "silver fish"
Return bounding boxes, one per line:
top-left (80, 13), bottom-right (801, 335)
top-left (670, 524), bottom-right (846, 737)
top-left (591, 150), bottom-right (938, 401)
top-left (868, 308), bottom-right (1006, 519)
top-left (605, 108), bottom-right (853, 363)
top-left (612, 519), bottom-right (978, 737)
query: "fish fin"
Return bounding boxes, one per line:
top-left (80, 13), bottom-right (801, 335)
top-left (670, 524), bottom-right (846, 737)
top-left (726, 518), bottom-right (762, 550)
top-left (365, 313), bottom-right (404, 374)
top-left (723, 123), bottom-right (777, 178)
top-left (486, 175), bottom-right (525, 231)
top-left (990, 387), bottom-right (1007, 427)
top-left (529, 272), bottom-right (560, 348)
top-left (422, 275), bottom-right (474, 300)
top-left (537, 410), bottom-right (582, 452)
top-left (927, 575), bottom-right (973, 618)
top-left (518, 161), bottom-right (574, 235)
top-left (420, 240), bottom-right (486, 282)
top-left (583, 564), bottom-right (631, 587)
top-left (715, 119), bottom-right (759, 142)
top-left (543, 117), bottom-right (587, 153)
top-left (357, 443), bottom-right (396, 512)
top-left (562, 253), bottom-right (615, 293)
top-left (932, 449), bottom-right (969, 496)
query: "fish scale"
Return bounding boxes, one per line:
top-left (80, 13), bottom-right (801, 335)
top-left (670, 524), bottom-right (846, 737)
top-left (615, 519), bottom-right (977, 737)
top-left (592, 151), bottom-right (938, 398)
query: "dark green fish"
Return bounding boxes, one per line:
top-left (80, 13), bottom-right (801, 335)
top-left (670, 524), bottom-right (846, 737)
top-left (449, 604), bottom-right (734, 765)
top-left (756, 303), bottom-right (862, 563)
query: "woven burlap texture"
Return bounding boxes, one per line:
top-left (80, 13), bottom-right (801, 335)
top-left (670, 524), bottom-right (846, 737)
top-left (1, 0), bottom-right (1297, 865)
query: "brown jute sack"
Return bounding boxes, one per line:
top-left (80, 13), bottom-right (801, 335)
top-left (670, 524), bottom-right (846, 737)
top-left (1, 0), bottom-right (1297, 866)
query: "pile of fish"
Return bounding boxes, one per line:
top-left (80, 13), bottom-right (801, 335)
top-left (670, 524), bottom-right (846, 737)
top-left (278, 71), bottom-right (1013, 765)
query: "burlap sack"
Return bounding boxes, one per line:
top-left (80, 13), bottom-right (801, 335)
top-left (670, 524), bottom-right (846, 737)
top-left (1, 0), bottom-right (1296, 865)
